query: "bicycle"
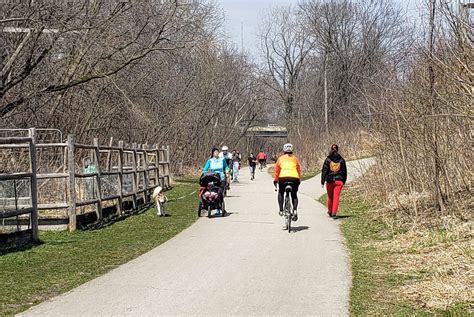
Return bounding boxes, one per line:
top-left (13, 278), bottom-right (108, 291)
top-left (275, 182), bottom-right (294, 233)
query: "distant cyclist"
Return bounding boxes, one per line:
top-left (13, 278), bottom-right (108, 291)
top-left (257, 150), bottom-right (266, 170)
top-left (273, 143), bottom-right (301, 221)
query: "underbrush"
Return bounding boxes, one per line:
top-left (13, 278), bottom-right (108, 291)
top-left (334, 176), bottom-right (473, 315)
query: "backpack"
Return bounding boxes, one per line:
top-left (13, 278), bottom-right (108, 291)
top-left (329, 160), bottom-right (341, 173)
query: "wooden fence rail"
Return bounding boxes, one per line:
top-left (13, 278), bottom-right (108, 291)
top-left (0, 129), bottom-right (38, 243)
top-left (0, 129), bottom-right (171, 242)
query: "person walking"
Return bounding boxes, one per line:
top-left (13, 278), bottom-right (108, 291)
top-left (248, 153), bottom-right (257, 180)
top-left (219, 146), bottom-right (232, 191)
top-left (321, 144), bottom-right (347, 219)
top-left (203, 147), bottom-right (229, 215)
top-left (232, 149), bottom-right (241, 182)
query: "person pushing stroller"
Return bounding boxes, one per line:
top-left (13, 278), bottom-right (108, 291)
top-left (201, 147), bottom-right (229, 216)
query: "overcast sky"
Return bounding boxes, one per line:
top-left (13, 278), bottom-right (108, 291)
top-left (218, 0), bottom-right (422, 59)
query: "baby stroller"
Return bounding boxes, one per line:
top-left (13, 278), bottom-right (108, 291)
top-left (198, 172), bottom-right (226, 218)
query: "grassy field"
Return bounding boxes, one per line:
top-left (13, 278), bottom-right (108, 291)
top-left (0, 183), bottom-right (199, 316)
top-left (320, 189), bottom-right (472, 316)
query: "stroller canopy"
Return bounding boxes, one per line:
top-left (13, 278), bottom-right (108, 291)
top-left (200, 172), bottom-right (222, 187)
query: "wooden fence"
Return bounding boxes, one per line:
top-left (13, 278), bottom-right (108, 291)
top-left (0, 128), bottom-right (171, 243)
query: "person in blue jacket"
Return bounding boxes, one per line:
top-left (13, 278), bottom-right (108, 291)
top-left (202, 147), bottom-right (229, 215)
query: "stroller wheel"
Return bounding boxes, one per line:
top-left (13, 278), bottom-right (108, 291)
top-left (197, 201), bottom-right (202, 217)
top-left (207, 206), bottom-right (211, 218)
top-left (221, 201), bottom-right (226, 216)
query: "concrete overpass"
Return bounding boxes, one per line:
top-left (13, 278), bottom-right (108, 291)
top-left (246, 124), bottom-right (288, 138)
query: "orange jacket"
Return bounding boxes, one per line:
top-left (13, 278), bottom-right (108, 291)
top-left (274, 154), bottom-right (301, 180)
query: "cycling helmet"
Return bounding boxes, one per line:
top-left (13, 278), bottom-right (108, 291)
top-left (221, 145), bottom-right (229, 152)
top-left (283, 143), bottom-right (293, 153)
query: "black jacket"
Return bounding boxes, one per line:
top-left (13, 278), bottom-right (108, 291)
top-left (321, 153), bottom-right (347, 185)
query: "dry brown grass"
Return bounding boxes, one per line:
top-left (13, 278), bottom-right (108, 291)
top-left (376, 221), bottom-right (473, 311)
top-left (355, 167), bottom-right (474, 312)
top-left (341, 175), bottom-right (473, 313)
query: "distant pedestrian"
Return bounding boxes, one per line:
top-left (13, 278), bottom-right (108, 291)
top-left (232, 150), bottom-right (241, 182)
top-left (248, 153), bottom-right (257, 180)
top-left (321, 144), bottom-right (347, 218)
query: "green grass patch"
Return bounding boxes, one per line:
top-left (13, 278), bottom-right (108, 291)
top-left (320, 191), bottom-right (471, 316)
top-left (301, 169), bottom-right (319, 181)
top-left (174, 175), bottom-right (200, 184)
top-left (267, 165), bottom-right (319, 181)
top-left (0, 183), bottom-right (199, 316)
top-left (267, 166), bottom-right (275, 178)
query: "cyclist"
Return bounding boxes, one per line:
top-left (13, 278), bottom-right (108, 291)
top-left (203, 147), bottom-right (229, 215)
top-left (219, 146), bottom-right (232, 189)
top-left (257, 150), bottom-right (266, 171)
top-left (273, 143), bottom-right (301, 221)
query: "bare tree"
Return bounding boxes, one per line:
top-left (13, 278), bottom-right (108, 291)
top-left (0, 1), bottom-right (213, 117)
top-left (259, 6), bottom-right (314, 135)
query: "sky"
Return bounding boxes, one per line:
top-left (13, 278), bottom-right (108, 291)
top-left (218, 0), bottom-right (421, 59)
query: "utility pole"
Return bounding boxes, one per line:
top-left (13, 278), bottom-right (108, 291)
top-left (240, 19), bottom-right (244, 54)
top-left (428, 0), bottom-right (445, 212)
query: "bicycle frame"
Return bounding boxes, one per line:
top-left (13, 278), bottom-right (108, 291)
top-left (275, 182), bottom-right (293, 233)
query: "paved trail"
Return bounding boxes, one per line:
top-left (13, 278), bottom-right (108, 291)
top-left (21, 158), bottom-right (374, 316)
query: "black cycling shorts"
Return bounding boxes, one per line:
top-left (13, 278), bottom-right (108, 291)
top-left (278, 177), bottom-right (300, 195)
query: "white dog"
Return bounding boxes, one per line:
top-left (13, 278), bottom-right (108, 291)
top-left (152, 186), bottom-right (168, 217)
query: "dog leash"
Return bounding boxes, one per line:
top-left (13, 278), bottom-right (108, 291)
top-left (166, 190), bottom-right (197, 202)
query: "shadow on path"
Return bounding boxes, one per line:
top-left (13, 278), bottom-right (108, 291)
top-left (291, 225), bottom-right (309, 232)
top-left (207, 212), bottom-right (235, 219)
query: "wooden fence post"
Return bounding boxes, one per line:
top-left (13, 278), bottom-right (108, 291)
top-left (28, 128), bottom-right (39, 242)
top-left (117, 140), bottom-right (124, 215)
top-left (67, 134), bottom-right (77, 231)
top-left (105, 137), bottom-right (113, 172)
top-left (93, 138), bottom-right (103, 221)
top-left (131, 143), bottom-right (138, 208)
top-left (165, 145), bottom-right (171, 188)
top-left (143, 144), bottom-right (149, 203)
top-left (154, 144), bottom-right (160, 188)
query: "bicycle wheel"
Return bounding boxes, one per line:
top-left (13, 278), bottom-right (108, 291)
top-left (287, 213), bottom-right (291, 233)
top-left (284, 194), bottom-right (292, 233)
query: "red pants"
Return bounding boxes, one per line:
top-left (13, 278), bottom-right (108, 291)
top-left (326, 180), bottom-right (344, 215)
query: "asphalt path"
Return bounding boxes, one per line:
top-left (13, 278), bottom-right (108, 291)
top-left (20, 158), bottom-right (375, 316)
